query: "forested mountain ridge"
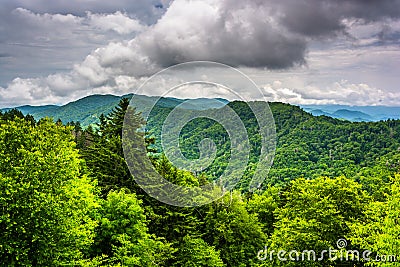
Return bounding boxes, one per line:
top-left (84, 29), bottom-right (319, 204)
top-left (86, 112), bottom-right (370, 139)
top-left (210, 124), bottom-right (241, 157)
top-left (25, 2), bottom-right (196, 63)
top-left (0, 94), bottom-right (229, 128)
top-left (0, 104), bottom-right (59, 115)
top-left (2, 94), bottom-right (400, 128)
top-left (141, 100), bottom-right (400, 191)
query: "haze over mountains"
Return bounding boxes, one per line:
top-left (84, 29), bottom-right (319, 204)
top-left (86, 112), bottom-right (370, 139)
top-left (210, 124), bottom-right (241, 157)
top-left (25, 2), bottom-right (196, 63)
top-left (301, 105), bottom-right (400, 122)
top-left (1, 94), bottom-right (399, 127)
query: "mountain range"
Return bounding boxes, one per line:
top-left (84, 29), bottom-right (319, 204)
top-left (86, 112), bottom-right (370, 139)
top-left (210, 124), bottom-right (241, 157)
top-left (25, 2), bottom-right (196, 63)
top-left (1, 94), bottom-right (399, 127)
top-left (1, 94), bottom-right (229, 127)
top-left (301, 104), bottom-right (400, 122)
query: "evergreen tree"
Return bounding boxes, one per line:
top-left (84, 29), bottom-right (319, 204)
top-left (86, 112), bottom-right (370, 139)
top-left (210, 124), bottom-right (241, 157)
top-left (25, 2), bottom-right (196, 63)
top-left (103, 97), bottom-right (130, 138)
top-left (81, 98), bottom-right (143, 196)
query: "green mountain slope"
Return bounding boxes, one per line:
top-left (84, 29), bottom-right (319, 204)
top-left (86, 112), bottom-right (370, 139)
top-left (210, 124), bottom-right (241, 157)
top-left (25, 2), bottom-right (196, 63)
top-left (1, 94), bottom-right (230, 128)
top-left (332, 109), bottom-right (373, 121)
top-left (1, 105), bottom-right (59, 115)
top-left (133, 99), bottom-right (400, 189)
top-left (34, 94), bottom-right (124, 127)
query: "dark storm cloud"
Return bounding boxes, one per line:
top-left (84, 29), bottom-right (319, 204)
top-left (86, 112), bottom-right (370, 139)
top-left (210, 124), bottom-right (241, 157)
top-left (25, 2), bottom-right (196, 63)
top-left (377, 24), bottom-right (400, 44)
top-left (221, 0), bottom-right (400, 38)
top-left (135, 0), bottom-right (308, 70)
top-left (278, 0), bottom-right (347, 37)
top-left (278, 0), bottom-right (400, 37)
top-left (337, 0), bottom-right (400, 21)
top-left (135, 0), bottom-right (400, 70)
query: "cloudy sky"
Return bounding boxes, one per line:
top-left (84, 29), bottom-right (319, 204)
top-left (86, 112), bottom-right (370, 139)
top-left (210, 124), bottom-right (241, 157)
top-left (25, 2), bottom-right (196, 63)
top-left (0, 0), bottom-right (399, 107)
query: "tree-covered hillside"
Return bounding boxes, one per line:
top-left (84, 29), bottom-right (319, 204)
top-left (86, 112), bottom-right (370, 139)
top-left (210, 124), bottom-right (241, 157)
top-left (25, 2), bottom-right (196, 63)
top-left (143, 101), bottom-right (400, 192)
top-left (0, 94), bottom-right (230, 128)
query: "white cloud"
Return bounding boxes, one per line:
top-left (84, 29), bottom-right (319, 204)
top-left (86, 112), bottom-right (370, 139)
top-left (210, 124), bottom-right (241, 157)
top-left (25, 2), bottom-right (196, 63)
top-left (0, 78), bottom-right (53, 106)
top-left (11, 8), bottom-right (144, 39)
top-left (12, 7), bottom-right (82, 25)
top-left (261, 80), bottom-right (400, 106)
top-left (87, 11), bottom-right (146, 35)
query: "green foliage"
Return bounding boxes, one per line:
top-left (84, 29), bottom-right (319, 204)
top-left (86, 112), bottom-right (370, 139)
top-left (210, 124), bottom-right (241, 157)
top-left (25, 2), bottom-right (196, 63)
top-left (269, 177), bottom-right (369, 266)
top-left (349, 173), bottom-right (400, 266)
top-left (83, 135), bottom-right (134, 196)
top-left (0, 108), bottom-right (36, 125)
top-left (0, 118), bottom-right (98, 266)
top-left (153, 155), bottom-right (199, 187)
top-left (203, 191), bottom-right (267, 266)
top-left (246, 186), bottom-right (280, 236)
top-left (173, 235), bottom-right (225, 267)
top-left (142, 156), bottom-right (205, 263)
top-left (91, 190), bottom-right (172, 266)
top-left (355, 152), bottom-right (400, 201)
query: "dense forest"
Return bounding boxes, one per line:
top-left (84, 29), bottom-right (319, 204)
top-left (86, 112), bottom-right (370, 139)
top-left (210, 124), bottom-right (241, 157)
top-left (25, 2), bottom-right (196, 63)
top-left (1, 99), bottom-right (399, 266)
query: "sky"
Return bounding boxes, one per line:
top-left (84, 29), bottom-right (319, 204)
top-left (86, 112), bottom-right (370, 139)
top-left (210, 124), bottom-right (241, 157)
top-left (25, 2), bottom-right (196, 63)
top-left (0, 0), bottom-right (399, 107)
